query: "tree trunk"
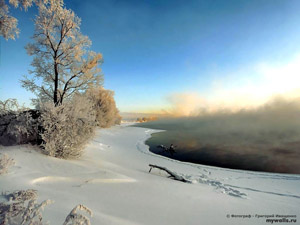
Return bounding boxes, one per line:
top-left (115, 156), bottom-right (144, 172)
top-left (54, 62), bottom-right (59, 106)
top-left (148, 164), bottom-right (191, 183)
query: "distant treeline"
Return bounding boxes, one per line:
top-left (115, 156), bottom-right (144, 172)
top-left (136, 117), bottom-right (158, 123)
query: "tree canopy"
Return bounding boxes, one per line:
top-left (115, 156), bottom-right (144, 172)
top-left (0, 0), bottom-right (34, 40)
top-left (21, 0), bottom-right (103, 105)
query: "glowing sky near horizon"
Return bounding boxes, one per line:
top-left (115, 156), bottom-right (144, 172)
top-left (2, 0), bottom-right (300, 114)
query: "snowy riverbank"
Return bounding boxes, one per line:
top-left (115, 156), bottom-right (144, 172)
top-left (0, 123), bottom-right (299, 224)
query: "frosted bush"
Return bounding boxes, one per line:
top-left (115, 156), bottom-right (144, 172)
top-left (0, 154), bottom-right (15, 174)
top-left (63, 204), bottom-right (93, 225)
top-left (0, 189), bottom-right (53, 225)
top-left (0, 110), bottom-right (40, 146)
top-left (0, 99), bottom-right (39, 146)
top-left (0, 189), bottom-right (93, 225)
top-left (9, 111), bottom-right (40, 144)
top-left (87, 87), bottom-right (121, 128)
top-left (40, 94), bottom-right (96, 159)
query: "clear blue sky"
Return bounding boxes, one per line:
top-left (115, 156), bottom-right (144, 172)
top-left (2, 0), bottom-right (300, 113)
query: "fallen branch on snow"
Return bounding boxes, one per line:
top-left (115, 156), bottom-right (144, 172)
top-left (148, 164), bottom-right (191, 183)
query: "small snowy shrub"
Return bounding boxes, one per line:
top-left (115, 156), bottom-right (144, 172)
top-left (8, 189), bottom-right (38, 201)
top-left (87, 87), bottom-right (121, 128)
top-left (0, 189), bottom-right (53, 225)
top-left (40, 95), bottom-right (96, 159)
top-left (0, 154), bottom-right (15, 174)
top-left (63, 204), bottom-right (93, 225)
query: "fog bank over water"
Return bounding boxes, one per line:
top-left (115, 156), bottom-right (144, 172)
top-left (136, 97), bottom-right (300, 174)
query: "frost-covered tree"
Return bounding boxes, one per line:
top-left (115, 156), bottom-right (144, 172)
top-left (21, 0), bottom-right (103, 105)
top-left (0, 0), bottom-right (19, 40)
top-left (87, 87), bottom-right (121, 128)
top-left (0, 98), bottom-right (19, 113)
top-left (0, 0), bottom-right (34, 40)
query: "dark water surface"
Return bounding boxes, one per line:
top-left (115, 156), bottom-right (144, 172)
top-left (134, 115), bottom-right (300, 174)
top-left (145, 131), bottom-right (279, 173)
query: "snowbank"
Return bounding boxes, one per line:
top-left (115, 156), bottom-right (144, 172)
top-left (0, 123), bottom-right (299, 224)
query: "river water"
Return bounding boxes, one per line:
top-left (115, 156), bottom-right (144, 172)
top-left (134, 117), bottom-right (300, 174)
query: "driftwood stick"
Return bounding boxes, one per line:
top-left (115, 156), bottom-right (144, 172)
top-left (148, 164), bottom-right (190, 183)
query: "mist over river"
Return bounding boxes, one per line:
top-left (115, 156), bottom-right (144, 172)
top-left (134, 98), bottom-right (300, 174)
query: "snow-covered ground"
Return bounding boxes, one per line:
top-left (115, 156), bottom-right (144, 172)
top-left (0, 123), bottom-right (299, 225)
